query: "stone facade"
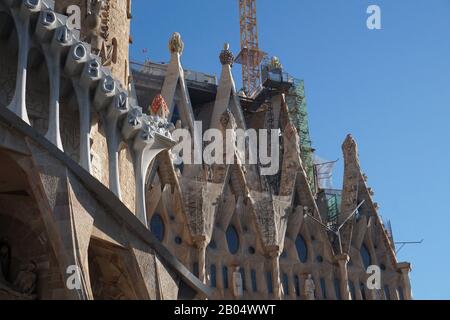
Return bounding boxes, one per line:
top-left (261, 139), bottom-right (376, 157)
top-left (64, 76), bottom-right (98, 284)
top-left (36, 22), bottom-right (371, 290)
top-left (0, 0), bottom-right (411, 300)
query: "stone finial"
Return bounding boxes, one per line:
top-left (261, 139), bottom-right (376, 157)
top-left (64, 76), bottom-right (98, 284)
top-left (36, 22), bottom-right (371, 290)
top-left (219, 43), bottom-right (234, 66)
top-left (150, 94), bottom-right (169, 119)
top-left (169, 32), bottom-right (184, 54)
top-left (270, 56), bottom-right (283, 70)
top-left (342, 134), bottom-right (358, 158)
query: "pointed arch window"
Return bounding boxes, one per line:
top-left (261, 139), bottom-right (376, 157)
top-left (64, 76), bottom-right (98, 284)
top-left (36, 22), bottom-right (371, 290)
top-left (294, 275), bottom-right (301, 297)
top-left (251, 269), bottom-right (257, 292)
top-left (150, 213), bottom-right (165, 242)
top-left (320, 278), bottom-right (327, 299)
top-left (334, 279), bottom-right (342, 300)
top-left (266, 271), bottom-right (273, 294)
top-left (295, 235), bottom-right (308, 263)
top-left (360, 244), bottom-right (372, 270)
top-left (210, 264), bottom-right (217, 288)
top-left (282, 273), bottom-right (289, 296)
top-left (222, 266), bottom-right (229, 289)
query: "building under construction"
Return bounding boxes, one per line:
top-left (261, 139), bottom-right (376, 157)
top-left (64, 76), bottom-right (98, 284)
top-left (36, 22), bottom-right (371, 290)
top-left (0, 0), bottom-right (411, 300)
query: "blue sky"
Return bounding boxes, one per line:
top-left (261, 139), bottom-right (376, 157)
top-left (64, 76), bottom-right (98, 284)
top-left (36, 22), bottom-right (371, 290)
top-left (129, 0), bottom-right (450, 299)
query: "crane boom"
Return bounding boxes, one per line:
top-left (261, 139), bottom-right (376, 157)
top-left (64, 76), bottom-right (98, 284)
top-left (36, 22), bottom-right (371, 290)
top-left (236, 0), bottom-right (265, 96)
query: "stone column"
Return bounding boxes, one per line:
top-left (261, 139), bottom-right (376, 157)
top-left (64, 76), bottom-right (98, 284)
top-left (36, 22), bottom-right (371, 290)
top-left (268, 247), bottom-right (281, 300)
top-left (194, 236), bottom-right (207, 283)
top-left (397, 262), bottom-right (412, 300)
top-left (334, 253), bottom-right (351, 300)
top-left (288, 269), bottom-right (296, 300)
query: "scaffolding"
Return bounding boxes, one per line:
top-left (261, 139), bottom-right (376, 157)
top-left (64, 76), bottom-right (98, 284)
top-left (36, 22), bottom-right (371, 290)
top-left (285, 80), bottom-right (316, 193)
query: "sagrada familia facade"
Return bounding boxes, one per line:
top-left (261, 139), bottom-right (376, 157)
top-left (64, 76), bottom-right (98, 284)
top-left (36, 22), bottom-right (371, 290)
top-left (0, 0), bottom-right (411, 300)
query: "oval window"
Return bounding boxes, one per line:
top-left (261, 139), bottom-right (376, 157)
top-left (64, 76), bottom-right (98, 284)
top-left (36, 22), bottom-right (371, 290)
top-left (226, 225), bottom-right (239, 254)
top-left (150, 214), bottom-right (165, 242)
top-left (295, 235), bottom-right (308, 263)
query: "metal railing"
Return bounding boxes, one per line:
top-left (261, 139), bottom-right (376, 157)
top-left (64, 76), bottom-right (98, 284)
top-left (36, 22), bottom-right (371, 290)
top-left (130, 61), bottom-right (217, 85)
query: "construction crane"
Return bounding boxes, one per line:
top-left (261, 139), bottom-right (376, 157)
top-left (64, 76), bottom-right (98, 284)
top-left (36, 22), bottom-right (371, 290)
top-left (235, 0), bottom-right (266, 96)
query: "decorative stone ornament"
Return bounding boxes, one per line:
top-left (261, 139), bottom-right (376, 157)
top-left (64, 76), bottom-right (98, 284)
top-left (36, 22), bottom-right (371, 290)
top-left (219, 43), bottom-right (234, 66)
top-left (169, 32), bottom-right (184, 55)
top-left (150, 94), bottom-right (170, 119)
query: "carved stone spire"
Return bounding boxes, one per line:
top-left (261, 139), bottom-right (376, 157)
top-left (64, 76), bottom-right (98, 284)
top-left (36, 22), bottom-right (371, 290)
top-left (342, 134), bottom-right (358, 162)
top-left (219, 43), bottom-right (234, 66)
top-left (168, 32), bottom-right (184, 55)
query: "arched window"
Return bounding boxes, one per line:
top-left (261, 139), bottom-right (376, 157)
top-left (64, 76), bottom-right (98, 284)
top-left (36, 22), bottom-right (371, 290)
top-left (240, 268), bottom-right (246, 292)
top-left (226, 225), bottom-right (239, 254)
top-left (295, 235), bottom-right (308, 263)
top-left (150, 214), bottom-right (165, 242)
top-left (360, 244), bottom-right (372, 270)
top-left (334, 279), bottom-right (342, 300)
top-left (171, 104), bottom-right (180, 125)
top-left (251, 269), bottom-right (257, 292)
top-left (349, 280), bottom-right (356, 300)
top-left (294, 275), bottom-right (300, 297)
top-left (222, 266), bottom-right (229, 289)
top-left (320, 278), bottom-right (327, 299)
top-left (266, 271), bottom-right (273, 294)
top-left (210, 264), bottom-right (217, 288)
top-left (282, 273), bottom-right (289, 296)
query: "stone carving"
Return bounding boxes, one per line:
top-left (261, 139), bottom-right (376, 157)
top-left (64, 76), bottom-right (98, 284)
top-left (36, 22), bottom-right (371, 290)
top-left (342, 134), bottom-right (358, 159)
top-left (150, 94), bottom-right (170, 119)
top-left (86, 0), bottom-right (116, 66)
top-left (219, 43), bottom-right (234, 66)
top-left (0, 240), bottom-right (37, 300)
top-left (169, 32), bottom-right (184, 55)
top-left (232, 266), bottom-right (244, 298)
top-left (304, 274), bottom-right (315, 300)
top-left (13, 262), bottom-right (38, 295)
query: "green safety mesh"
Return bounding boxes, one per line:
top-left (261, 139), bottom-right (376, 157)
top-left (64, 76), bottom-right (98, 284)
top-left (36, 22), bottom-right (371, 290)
top-left (285, 79), bottom-right (316, 193)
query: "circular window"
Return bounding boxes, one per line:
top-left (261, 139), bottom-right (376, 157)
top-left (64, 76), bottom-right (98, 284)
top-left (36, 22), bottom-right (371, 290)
top-left (175, 236), bottom-right (182, 245)
top-left (380, 264), bottom-right (386, 271)
top-left (226, 225), bottom-right (240, 254)
top-left (316, 255), bottom-right (323, 263)
top-left (150, 214), bottom-right (165, 242)
top-left (248, 246), bottom-right (255, 254)
top-left (295, 235), bottom-right (308, 263)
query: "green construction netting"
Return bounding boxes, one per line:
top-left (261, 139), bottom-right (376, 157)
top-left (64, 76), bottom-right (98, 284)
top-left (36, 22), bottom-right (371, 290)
top-left (285, 79), bottom-right (316, 193)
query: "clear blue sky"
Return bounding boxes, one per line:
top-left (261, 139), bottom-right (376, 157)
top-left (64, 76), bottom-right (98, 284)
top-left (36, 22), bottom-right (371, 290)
top-left (129, 0), bottom-right (450, 300)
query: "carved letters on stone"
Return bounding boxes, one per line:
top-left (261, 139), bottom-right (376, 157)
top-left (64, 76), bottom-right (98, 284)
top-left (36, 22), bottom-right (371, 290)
top-left (86, 0), bottom-right (117, 66)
